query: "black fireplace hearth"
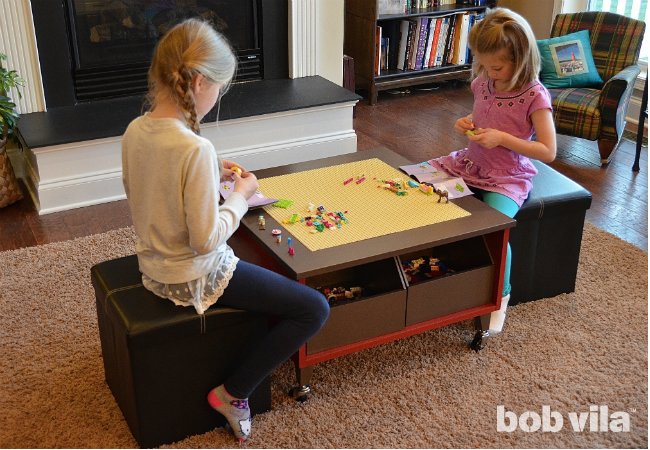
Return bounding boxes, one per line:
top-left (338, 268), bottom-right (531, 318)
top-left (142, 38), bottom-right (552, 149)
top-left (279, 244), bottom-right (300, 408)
top-left (31, 0), bottom-right (288, 109)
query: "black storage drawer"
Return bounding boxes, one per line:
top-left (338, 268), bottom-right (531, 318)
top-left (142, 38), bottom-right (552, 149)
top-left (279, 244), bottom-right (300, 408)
top-left (399, 236), bottom-right (496, 326)
top-left (306, 290), bottom-right (407, 353)
top-left (405, 266), bottom-right (494, 326)
top-left (305, 257), bottom-right (406, 354)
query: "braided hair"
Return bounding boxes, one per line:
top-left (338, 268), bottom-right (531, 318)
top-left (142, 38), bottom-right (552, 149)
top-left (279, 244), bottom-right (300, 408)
top-left (147, 18), bottom-right (236, 134)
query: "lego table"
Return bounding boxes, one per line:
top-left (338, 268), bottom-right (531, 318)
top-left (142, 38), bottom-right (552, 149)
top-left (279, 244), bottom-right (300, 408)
top-left (228, 148), bottom-right (515, 398)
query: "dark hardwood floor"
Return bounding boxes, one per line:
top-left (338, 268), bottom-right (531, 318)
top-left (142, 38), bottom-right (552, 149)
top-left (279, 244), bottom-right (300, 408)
top-left (1, 81), bottom-right (647, 252)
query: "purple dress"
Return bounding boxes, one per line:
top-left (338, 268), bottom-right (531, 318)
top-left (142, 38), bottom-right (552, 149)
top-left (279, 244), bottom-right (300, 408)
top-left (429, 76), bottom-right (553, 206)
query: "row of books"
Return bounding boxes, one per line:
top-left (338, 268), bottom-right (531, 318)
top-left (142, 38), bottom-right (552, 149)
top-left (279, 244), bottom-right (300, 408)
top-left (379, 1), bottom-right (489, 16)
top-left (375, 10), bottom-right (485, 76)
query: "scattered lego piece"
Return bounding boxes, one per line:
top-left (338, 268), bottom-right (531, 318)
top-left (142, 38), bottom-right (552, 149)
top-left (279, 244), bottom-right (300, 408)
top-left (282, 214), bottom-right (299, 225)
top-left (402, 256), bottom-right (452, 283)
top-left (379, 178), bottom-right (409, 196)
top-left (258, 215), bottom-right (266, 230)
top-left (317, 285), bottom-right (363, 305)
top-left (433, 186), bottom-right (449, 203)
top-left (419, 182), bottom-right (447, 202)
top-left (273, 199), bottom-right (294, 208)
top-left (387, 185), bottom-right (408, 196)
top-left (343, 177), bottom-right (354, 185)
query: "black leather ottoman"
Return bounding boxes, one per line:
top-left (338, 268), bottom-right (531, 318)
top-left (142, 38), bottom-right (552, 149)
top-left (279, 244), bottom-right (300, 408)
top-left (91, 255), bottom-right (272, 448)
top-left (509, 161), bottom-right (592, 305)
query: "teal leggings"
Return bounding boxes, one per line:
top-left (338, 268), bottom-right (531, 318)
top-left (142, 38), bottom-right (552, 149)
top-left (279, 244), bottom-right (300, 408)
top-left (473, 189), bottom-right (519, 297)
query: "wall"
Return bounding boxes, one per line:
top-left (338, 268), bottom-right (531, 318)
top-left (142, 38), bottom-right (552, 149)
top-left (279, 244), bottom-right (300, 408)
top-left (498, 0), bottom-right (560, 38)
top-left (316, 0), bottom-right (344, 85)
top-left (497, 0), bottom-right (590, 38)
top-left (560, 0), bottom-right (589, 13)
top-left (288, 0), bottom-right (344, 85)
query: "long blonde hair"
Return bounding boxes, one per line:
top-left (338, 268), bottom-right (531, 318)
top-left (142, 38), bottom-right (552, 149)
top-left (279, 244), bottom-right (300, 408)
top-left (147, 18), bottom-right (236, 134)
top-left (469, 8), bottom-right (540, 91)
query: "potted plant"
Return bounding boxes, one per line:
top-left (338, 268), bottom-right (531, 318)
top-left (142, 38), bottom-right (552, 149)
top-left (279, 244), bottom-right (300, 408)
top-left (0, 52), bottom-right (24, 208)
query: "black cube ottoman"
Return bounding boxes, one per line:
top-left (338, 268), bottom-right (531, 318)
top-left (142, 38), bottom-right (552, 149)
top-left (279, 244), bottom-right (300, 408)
top-left (91, 255), bottom-right (272, 448)
top-left (509, 161), bottom-right (592, 304)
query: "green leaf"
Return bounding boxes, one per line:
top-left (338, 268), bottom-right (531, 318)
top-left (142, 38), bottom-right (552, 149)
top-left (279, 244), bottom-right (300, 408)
top-left (0, 54), bottom-right (23, 138)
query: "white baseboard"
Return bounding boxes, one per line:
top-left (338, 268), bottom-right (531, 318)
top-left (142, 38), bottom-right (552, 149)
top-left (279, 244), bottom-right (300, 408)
top-left (29, 102), bottom-right (358, 214)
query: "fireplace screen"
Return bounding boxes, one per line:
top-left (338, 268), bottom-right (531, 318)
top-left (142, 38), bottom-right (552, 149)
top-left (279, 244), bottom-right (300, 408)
top-left (67, 0), bottom-right (261, 100)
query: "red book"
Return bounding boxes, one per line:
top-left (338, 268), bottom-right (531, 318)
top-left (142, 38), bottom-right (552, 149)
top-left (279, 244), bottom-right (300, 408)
top-left (427, 17), bottom-right (442, 68)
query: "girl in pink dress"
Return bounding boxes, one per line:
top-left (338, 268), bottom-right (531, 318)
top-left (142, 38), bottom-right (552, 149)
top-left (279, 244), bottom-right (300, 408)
top-left (430, 8), bottom-right (557, 334)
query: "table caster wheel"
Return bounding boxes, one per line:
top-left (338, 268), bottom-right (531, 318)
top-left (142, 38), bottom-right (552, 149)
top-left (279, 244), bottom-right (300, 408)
top-left (470, 330), bottom-right (489, 352)
top-left (288, 384), bottom-right (311, 402)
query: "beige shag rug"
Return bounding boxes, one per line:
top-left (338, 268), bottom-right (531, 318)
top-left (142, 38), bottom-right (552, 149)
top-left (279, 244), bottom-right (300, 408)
top-left (0, 224), bottom-right (647, 448)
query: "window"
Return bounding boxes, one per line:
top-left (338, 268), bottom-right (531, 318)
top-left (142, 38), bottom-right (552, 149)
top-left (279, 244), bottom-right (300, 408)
top-left (589, 0), bottom-right (648, 62)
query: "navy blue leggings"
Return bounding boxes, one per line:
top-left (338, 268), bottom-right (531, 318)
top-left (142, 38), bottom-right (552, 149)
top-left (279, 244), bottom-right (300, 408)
top-left (215, 260), bottom-right (329, 398)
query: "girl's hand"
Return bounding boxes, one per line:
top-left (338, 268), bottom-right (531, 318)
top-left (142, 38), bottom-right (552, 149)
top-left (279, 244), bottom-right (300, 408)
top-left (468, 128), bottom-right (504, 149)
top-left (454, 115), bottom-right (475, 135)
top-left (465, 110), bottom-right (556, 162)
top-left (221, 160), bottom-right (247, 180)
top-left (233, 171), bottom-right (259, 200)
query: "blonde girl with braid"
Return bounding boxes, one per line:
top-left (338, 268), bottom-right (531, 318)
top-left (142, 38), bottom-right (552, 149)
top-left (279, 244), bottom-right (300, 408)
top-left (122, 19), bottom-right (329, 442)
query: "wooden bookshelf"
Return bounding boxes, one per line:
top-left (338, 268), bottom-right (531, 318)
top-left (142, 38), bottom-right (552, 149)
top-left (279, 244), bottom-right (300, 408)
top-left (345, 0), bottom-right (496, 104)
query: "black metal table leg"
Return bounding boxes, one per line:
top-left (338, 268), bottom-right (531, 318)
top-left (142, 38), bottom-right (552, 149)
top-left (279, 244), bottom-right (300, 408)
top-left (289, 361), bottom-right (314, 402)
top-left (470, 314), bottom-right (491, 352)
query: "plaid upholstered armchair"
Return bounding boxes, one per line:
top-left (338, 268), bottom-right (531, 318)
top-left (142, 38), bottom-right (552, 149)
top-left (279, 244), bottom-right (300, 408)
top-left (547, 12), bottom-right (645, 166)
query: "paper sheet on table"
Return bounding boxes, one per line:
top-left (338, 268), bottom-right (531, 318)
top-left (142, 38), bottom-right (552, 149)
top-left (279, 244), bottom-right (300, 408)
top-left (219, 180), bottom-right (277, 208)
top-left (399, 161), bottom-right (473, 200)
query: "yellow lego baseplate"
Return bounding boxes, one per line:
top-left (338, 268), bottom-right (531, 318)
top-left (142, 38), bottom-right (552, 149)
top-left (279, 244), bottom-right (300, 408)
top-left (258, 158), bottom-right (471, 251)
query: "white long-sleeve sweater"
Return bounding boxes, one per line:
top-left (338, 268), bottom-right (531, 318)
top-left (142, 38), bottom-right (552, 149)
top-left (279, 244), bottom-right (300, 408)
top-left (122, 113), bottom-right (249, 284)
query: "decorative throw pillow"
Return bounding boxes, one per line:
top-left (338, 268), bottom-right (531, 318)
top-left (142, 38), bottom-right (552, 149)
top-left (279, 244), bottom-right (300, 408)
top-left (537, 30), bottom-right (604, 89)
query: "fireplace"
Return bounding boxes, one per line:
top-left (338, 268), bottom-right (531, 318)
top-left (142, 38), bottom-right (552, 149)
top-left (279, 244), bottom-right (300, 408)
top-left (16, 1), bottom-right (359, 215)
top-left (30, 0), bottom-right (288, 109)
top-left (67, 0), bottom-right (263, 102)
